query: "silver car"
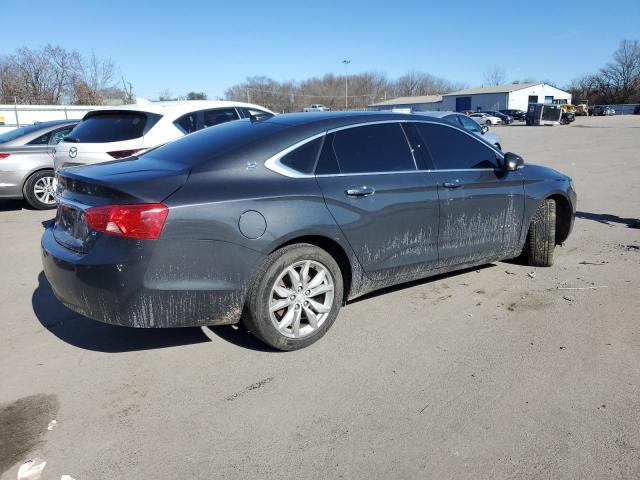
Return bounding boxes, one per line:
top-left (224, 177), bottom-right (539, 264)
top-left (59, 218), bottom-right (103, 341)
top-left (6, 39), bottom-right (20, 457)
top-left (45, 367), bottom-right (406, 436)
top-left (0, 120), bottom-right (78, 209)
top-left (415, 111), bottom-right (502, 150)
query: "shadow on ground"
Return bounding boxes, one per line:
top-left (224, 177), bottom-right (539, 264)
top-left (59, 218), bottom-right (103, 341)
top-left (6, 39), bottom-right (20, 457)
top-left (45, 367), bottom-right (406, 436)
top-left (576, 211), bottom-right (639, 228)
top-left (33, 262), bottom-right (504, 352)
top-left (0, 200), bottom-right (25, 212)
top-left (32, 271), bottom-right (211, 353)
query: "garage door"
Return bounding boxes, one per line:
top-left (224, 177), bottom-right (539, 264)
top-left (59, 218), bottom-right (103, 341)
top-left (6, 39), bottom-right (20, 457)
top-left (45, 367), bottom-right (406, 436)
top-left (455, 97), bottom-right (471, 112)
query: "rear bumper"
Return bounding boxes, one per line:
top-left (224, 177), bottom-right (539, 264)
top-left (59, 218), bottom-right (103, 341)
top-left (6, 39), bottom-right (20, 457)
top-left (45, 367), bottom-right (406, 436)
top-left (41, 228), bottom-right (265, 328)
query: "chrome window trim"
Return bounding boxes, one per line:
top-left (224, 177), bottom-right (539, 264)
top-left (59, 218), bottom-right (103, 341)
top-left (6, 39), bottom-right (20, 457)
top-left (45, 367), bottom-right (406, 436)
top-left (264, 132), bottom-right (326, 178)
top-left (264, 118), bottom-right (505, 178)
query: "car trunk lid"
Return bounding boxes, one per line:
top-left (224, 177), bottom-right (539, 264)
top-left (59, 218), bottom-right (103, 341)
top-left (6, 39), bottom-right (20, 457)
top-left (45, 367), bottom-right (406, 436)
top-left (53, 156), bottom-right (189, 252)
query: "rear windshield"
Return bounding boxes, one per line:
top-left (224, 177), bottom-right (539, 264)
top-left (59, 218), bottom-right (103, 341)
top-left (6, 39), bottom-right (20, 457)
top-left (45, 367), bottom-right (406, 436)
top-left (67, 112), bottom-right (155, 143)
top-left (144, 118), bottom-right (285, 167)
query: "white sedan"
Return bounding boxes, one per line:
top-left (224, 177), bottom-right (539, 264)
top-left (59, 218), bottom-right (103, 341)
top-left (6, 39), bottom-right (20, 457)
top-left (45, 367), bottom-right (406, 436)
top-left (469, 112), bottom-right (503, 126)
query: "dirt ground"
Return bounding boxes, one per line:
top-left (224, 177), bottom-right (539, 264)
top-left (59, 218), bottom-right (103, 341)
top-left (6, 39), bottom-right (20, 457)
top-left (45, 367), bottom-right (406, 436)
top-left (1, 114), bottom-right (638, 479)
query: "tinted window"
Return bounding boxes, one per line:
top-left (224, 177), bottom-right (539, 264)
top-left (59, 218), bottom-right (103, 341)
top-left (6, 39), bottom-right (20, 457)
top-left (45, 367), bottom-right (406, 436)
top-left (315, 133), bottom-right (340, 174)
top-left (174, 112), bottom-right (198, 134)
top-left (280, 137), bottom-right (323, 174)
top-left (68, 112), bottom-right (150, 142)
top-left (27, 132), bottom-right (52, 145)
top-left (330, 123), bottom-right (415, 174)
top-left (145, 119), bottom-right (286, 167)
top-left (203, 108), bottom-right (239, 127)
top-left (51, 126), bottom-right (74, 144)
top-left (415, 123), bottom-right (499, 169)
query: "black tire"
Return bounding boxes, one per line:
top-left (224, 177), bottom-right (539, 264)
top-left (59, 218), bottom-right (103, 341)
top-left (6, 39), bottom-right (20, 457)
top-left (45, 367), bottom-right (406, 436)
top-left (243, 243), bottom-right (344, 351)
top-left (23, 170), bottom-right (57, 210)
top-left (485, 120), bottom-right (491, 126)
top-left (525, 198), bottom-right (556, 267)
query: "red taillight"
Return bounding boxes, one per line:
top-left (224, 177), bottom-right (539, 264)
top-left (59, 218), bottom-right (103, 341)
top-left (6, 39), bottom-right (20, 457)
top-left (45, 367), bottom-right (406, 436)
top-left (107, 149), bottom-right (141, 159)
top-left (0, 153), bottom-right (10, 160)
top-left (84, 204), bottom-right (168, 240)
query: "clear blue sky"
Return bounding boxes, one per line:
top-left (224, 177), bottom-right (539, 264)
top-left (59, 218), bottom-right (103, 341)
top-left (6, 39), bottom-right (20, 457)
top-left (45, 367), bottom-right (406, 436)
top-left (4, 0), bottom-right (639, 100)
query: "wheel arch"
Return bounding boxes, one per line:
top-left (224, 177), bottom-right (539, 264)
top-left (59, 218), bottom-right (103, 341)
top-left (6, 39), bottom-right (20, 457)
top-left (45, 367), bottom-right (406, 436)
top-left (547, 193), bottom-right (572, 245)
top-left (271, 234), bottom-right (353, 303)
top-left (21, 167), bottom-right (55, 195)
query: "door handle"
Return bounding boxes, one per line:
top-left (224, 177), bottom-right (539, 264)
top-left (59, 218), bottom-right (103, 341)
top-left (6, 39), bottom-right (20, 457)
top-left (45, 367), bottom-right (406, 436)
top-left (345, 186), bottom-right (375, 197)
top-left (442, 181), bottom-right (463, 189)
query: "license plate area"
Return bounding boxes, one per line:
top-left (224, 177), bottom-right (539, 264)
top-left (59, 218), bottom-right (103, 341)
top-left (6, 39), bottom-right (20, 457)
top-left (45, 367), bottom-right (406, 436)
top-left (53, 203), bottom-right (91, 252)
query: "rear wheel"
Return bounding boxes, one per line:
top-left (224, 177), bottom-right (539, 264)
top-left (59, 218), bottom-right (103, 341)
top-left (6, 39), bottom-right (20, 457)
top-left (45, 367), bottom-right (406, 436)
top-left (485, 120), bottom-right (491, 126)
top-left (525, 198), bottom-right (556, 267)
top-left (24, 170), bottom-right (56, 209)
top-left (243, 244), bottom-right (344, 351)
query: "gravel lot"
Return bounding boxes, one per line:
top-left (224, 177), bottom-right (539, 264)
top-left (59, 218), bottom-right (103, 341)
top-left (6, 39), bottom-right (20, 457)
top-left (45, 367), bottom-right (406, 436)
top-left (1, 115), bottom-right (639, 480)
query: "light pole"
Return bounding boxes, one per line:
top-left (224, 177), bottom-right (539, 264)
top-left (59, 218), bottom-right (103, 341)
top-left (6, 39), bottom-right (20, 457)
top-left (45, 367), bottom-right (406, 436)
top-left (342, 59), bottom-right (351, 110)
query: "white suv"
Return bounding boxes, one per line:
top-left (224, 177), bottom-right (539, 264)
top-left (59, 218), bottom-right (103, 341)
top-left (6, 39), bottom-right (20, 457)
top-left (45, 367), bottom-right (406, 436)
top-left (54, 101), bottom-right (274, 170)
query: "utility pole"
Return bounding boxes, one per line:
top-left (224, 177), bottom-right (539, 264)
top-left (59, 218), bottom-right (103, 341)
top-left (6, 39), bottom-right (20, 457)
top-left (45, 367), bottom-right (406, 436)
top-left (342, 59), bottom-right (351, 110)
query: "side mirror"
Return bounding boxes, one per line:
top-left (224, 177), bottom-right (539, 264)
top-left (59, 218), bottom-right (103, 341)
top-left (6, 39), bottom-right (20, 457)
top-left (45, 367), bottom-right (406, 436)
top-left (481, 125), bottom-right (489, 134)
top-left (502, 152), bottom-right (524, 171)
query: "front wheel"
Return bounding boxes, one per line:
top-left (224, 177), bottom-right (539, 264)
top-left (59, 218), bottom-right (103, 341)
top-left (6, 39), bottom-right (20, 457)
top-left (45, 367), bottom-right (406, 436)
top-left (243, 244), bottom-right (344, 351)
top-left (525, 198), bottom-right (556, 267)
top-left (24, 170), bottom-right (57, 209)
top-left (485, 120), bottom-right (492, 126)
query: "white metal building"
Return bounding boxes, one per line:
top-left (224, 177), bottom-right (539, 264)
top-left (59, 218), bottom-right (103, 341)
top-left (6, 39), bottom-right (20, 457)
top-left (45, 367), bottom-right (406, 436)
top-left (440, 82), bottom-right (571, 112)
top-left (368, 95), bottom-right (443, 112)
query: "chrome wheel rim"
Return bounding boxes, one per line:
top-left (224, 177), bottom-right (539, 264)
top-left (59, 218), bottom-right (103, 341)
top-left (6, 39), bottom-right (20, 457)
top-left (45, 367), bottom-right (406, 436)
top-left (33, 176), bottom-right (56, 205)
top-left (269, 260), bottom-right (335, 339)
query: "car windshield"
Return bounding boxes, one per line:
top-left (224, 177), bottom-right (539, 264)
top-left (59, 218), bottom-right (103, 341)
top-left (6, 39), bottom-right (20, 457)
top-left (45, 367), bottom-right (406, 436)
top-left (0, 124), bottom-right (48, 143)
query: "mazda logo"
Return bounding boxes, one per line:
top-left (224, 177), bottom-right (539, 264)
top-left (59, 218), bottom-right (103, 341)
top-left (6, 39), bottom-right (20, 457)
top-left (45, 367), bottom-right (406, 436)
top-left (69, 147), bottom-right (77, 158)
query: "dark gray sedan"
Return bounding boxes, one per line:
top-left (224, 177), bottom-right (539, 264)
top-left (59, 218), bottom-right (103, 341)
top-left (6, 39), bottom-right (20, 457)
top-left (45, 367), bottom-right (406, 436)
top-left (0, 120), bottom-right (78, 208)
top-left (42, 112), bottom-right (576, 350)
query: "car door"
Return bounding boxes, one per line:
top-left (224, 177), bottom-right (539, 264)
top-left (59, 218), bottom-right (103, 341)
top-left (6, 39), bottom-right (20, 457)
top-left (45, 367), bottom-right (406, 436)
top-left (315, 121), bottom-right (440, 282)
top-left (412, 121), bottom-right (525, 266)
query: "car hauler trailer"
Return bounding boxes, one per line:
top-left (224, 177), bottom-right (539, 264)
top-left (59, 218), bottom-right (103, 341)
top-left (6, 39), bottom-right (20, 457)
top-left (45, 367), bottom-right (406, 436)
top-left (526, 103), bottom-right (563, 125)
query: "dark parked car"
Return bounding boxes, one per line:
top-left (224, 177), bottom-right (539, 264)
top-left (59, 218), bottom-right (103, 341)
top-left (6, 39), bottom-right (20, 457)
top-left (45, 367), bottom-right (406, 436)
top-left (481, 110), bottom-right (514, 124)
top-left (560, 111), bottom-right (575, 125)
top-left (0, 120), bottom-right (78, 208)
top-left (500, 109), bottom-right (526, 121)
top-left (43, 112), bottom-right (576, 350)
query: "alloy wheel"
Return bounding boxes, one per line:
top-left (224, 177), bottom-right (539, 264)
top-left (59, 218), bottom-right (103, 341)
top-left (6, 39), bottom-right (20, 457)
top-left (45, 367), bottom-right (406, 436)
top-left (33, 175), bottom-right (56, 205)
top-left (269, 260), bottom-right (335, 338)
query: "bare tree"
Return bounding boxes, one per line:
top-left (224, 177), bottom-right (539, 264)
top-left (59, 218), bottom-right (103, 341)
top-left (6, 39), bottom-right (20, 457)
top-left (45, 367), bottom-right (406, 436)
top-left (71, 51), bottom-right (117, 104)
top-left (157, 89), bottom-right (174, 101)
top-left (599, 39), bottom-right (640, 103)
top-left (0, 45), bottom-right (131, 105)
top-left (483, 66), bottom-right (507, 86)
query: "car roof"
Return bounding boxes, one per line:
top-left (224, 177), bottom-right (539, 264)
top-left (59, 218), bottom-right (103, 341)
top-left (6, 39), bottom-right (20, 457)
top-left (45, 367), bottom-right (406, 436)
top-left (83, 100), bottom-right (275, 117)
top-left (262, 111), bottom-right (453, 130)
top-left (29, 119), bottom-right (80, 128)
top-left (412, 111), bottom-right (458, 118)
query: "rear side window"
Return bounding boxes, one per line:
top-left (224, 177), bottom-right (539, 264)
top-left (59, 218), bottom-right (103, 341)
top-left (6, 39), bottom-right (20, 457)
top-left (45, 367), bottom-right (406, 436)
top-left (457, 115), bottom-right (482, 134)
top-left (203, 108), bottom-right (239, 127)
top-left (51, 126), bottom-right (74, 144)
top-left (328, 123), bottom-right (415, 174)
top-left (174, 112), bottom-right (198, 134)
top-left (240, 108), bottom-right (273, 120)
top-left (280, 137), bottom-right (323, 174)
top-left (27, 132), bottom-right (52, 145)
top-left (415, 123), bottom-right (499, 169)
top-left (69, 112), bottom-right (153, 142)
